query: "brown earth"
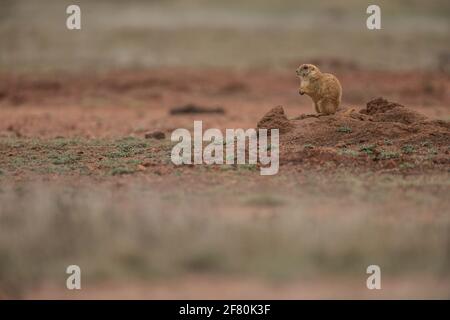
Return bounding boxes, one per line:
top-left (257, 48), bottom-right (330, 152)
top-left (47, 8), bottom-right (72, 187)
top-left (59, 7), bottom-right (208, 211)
top-left (0, 68), bottom-right (449, 139)
top-left (0, 68), bottom-right (449, 178)
top-left (0, 68), bottom-right (449, 299)
top-left (257, 98), bottom-right (450, 172)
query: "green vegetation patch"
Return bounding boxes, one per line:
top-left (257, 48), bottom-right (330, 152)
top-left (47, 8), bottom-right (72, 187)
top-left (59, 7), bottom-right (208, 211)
top-left (377, 151), bottom-right (400, 160)
top-left (336, 126), bottom-right (352, 133)
top-left (401, 144), bottom-right (415, 154)
top-left (359, 144), bottom-right (376, 155)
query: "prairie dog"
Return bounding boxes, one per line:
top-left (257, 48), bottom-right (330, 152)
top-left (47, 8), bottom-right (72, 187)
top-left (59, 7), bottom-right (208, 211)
top-left (296, 64), bottom-right (342, 115)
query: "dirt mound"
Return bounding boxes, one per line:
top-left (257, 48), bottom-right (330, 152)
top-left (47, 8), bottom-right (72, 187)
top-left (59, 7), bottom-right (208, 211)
top-left (258, 98), bottom-right (450, 171)
top-left (360, 97), bottom-right (427, 124)
top-left (256, 105), bottom-right (293, 134)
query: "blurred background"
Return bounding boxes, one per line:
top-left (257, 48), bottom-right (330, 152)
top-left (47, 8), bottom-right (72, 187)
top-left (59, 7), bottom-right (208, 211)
top-left (1, 0), bottom-right (449, 72)
top-left (0, 1), bottom-right (449, 300)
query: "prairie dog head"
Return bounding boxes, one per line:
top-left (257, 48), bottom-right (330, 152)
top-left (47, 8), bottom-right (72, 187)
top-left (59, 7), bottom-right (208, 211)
top-left (296, 64), bottom-right (321, 79)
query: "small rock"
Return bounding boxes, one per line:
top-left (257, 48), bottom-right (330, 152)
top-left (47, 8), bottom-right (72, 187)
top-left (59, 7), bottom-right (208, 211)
top-left (384, 160), bottom-right (397, 169)
top-left (433, 156), bottom-right (449, 164)
top-left (137, 165), bottom-right (147, 171)
top-left (145, 130), bottom-right (165, 140)
top-left (142, 160), bottom-right (155, 167)
top-left (170, 103), bottom-right (224, 115)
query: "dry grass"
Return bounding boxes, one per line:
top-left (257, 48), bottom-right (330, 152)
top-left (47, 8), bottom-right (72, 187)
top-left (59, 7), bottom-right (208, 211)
top-left (1, 0), bottom-right (449, 72)
top-left (1, 172), bottom-right (449, 298)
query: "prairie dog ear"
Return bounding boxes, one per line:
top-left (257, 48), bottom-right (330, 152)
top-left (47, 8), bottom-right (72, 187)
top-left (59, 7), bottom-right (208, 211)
top-left (296, 64), bottom-right (309, 77)
top-left (308, 65), bottom-right (321, 75)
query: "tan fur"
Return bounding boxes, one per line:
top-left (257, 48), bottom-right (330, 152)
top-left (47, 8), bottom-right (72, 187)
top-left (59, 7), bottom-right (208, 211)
top-left (296, 64), bottom-right (342, 115)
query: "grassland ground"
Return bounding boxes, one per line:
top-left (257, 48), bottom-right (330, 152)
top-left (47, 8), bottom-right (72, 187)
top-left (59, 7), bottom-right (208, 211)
top-left (0, 67), bottom-right (449, 299)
